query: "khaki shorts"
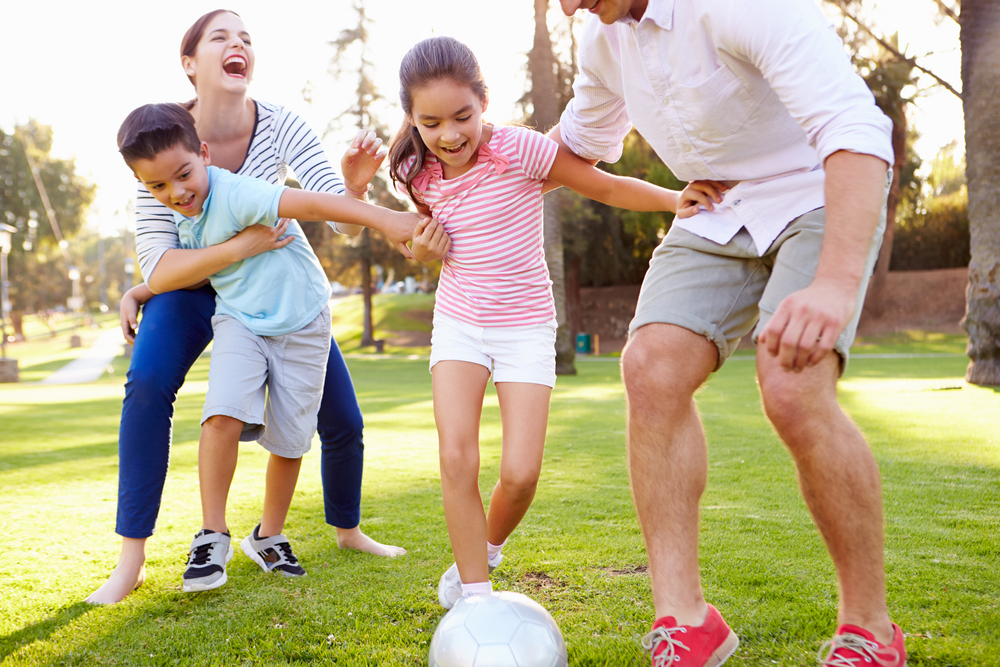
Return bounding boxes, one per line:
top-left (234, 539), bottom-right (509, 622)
top-left (204, 306), bottom-right (331, 457)
top-left (630, 203), bottom-right (886, 372)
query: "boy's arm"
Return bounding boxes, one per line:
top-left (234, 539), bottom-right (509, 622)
top-left (278, 188), bottom-right (420, 258)
top-left (546, 147), bottom-right (724, 215)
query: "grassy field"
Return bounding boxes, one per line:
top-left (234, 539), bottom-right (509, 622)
top-left (0, 310), bottom-right (997, 665)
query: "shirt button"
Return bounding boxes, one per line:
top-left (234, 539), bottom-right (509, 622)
top-left (733, 199), bottom-right (742, 207)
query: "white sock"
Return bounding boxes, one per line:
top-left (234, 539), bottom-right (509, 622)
top-left (487, 539), bottom-right (506, 567)
top-left (461, 581), bottom-right (493, 597)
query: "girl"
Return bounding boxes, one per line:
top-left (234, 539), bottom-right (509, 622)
top-left (87, 9), bottom-right (439, 605)
top-left (387, 36), bottom-right (723, 608)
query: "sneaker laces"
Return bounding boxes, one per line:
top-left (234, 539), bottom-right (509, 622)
top-left (818, 632), bottom-right (900, 667)
top-left (275, 542), bottom-right (298, 565)
top-left (641, 625), bottom-right (690, 667)
top-left (187, 541), bottom-right (216, 566)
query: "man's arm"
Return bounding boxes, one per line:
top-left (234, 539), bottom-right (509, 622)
top-left (758, 151), bottom-right (888, 370)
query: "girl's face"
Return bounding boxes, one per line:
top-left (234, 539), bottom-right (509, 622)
top-left (409, 78), bottom-right (488, 178)
top-left (182, 12), bottom-right (255, 96)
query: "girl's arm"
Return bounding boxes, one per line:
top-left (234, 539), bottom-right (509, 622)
top-left (278, 189), bottom-right (420, 258)
top-left (336, 129), bottom-right (388, 237)
top-left (546, 147), bottom-right (726, 217)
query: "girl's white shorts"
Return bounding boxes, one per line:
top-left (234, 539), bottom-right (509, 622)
top-left (429, 312), bottom-right (557, 388)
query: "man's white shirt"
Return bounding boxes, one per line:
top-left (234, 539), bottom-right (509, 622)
top-left (559, 0), bottom-right (893, 255)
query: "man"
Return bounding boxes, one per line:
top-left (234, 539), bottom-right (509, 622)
top-left (552, 1), bottom-right (905, 665)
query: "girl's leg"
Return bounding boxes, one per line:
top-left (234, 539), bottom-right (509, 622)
top-left (316, 336), bottom-right (404, 556)
top-left (486, 382), bottom-right (552, 547)
top-left (87, 287), bottom-right (215, 605)
top-left (260, 453), bottom-right (304, 537)
top-left (434, 361), bottom-right (491, 584)
top-left (199, 415), bottom-right (243, 533)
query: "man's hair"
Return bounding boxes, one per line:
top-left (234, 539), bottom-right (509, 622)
top-left (118, 103), bottom-right (201, 167)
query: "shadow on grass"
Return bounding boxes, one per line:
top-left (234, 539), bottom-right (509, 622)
top-left (0, 602), bottom-right (92, 661)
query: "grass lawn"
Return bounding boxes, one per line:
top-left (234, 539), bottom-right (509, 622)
top-left (0, 331), bottom-right (997, 665)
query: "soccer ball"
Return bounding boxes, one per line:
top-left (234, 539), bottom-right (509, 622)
top-left (428, 591), bottom-right (568, 667)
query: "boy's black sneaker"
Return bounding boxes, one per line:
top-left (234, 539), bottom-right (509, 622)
top-left (240, 524), bottom-right (306, 577)
top-left (182, 529), bottom-right (233, 592)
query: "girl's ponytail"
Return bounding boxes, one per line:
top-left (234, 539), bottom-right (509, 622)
top-left (388, 122), bottom-right (428, 205)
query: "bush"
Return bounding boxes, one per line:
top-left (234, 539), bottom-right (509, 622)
top-left (891, 189), bottom-right (970, 271)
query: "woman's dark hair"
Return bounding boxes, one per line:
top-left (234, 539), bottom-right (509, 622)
top-left (180, 9), bottom-right (241, 88)
top-left (118, 103), bottom-right (201, 168)
top-left (388, 36), bottom-right (489, 204)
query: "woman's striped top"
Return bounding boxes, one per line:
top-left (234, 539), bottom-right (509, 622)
top-left (134, 100), bottom-right (345, 280)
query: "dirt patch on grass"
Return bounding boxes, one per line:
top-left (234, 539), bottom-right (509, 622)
top-left (520, 571), bottom-right (567, 591)
top-left (597, 565), bottom-right (649, 577)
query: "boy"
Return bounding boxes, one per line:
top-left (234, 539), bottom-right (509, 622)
top-left (117, 103), bottom-right (423, 591)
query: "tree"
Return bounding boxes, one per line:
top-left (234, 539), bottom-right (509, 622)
top-left (959, 0), bottom-right (1000, 385)
top-left (524, 0), bottom-right (578, 373)
top-left (0, 121), bottom-right (94, 336)
top-left (325, 0), bottom-right (404, 348)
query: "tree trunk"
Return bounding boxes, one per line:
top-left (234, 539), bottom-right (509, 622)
top-left (960, 1), bottom-right (1000, 386)
top-left (864, 101), bottom-right (905, 318)
top-left (565, 253), bottom-right (582, 341)
top-left (531, 0), bottom-right (576, 374)
top-left (360, 229), bottom-right (376, 347)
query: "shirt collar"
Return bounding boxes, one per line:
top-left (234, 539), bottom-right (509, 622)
top-left (617, 0), bottom-right (673, 30)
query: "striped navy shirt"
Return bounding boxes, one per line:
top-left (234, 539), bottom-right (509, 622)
top-left (134, 100), bottom-right (345, 280)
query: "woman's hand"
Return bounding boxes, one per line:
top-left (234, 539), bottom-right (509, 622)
top-left (225, 218), bottom-right (294, 261)
top-left (119, 284), bottom-right (155, 344)
top-left (341, 129), bottom-right (387, 195)
top-left (411, 217), bottom-right (450, 262)
top-left (676, 181), bottom-right (729, 218)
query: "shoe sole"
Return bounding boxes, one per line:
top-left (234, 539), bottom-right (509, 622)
top-left (182, 543), bottom-right (234, 593)
top-left (241, 536), bottom-right (306, 578)
top-left (710, 630), bottom-right (740, 667)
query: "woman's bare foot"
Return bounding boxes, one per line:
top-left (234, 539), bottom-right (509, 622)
top-left (336, 525), bottom-right (406, 557)
top-left (85, 537), bottom-right (147, 605)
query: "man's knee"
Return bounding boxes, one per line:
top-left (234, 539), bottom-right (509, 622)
top-left (758, 357), bottom-right (839, 436)
top-left (621, 325), bottom-right (715, 408)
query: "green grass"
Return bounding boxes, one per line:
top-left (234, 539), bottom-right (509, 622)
top-left (330, 294), bottom-right (434, 355)
top-left (1, 335), bottom-right (998, 665)
top-left (2, 313), bottom-right (122, 383)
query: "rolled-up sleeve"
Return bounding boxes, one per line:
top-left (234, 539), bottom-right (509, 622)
top-left (719, 0), bottom-right (893, 166)
top-left (558, 22), bottom-right (632, 163)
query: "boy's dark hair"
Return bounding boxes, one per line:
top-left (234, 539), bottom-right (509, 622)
top-left (118, 103), bottom-right (201, 168)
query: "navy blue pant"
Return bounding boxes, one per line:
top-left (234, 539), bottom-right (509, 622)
top-left (115, 286), bottom-right (364, 538)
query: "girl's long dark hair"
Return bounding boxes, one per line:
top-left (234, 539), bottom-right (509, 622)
top-left (388, 36), bottom-right (488, 204)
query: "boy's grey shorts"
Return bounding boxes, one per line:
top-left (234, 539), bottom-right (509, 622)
top-left (630, 199), bottom-right (887, 372)
top-left (203, 306), bottom-right (331, 458)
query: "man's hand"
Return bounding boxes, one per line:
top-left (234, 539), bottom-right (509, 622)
top-left (341, 129), bottom-right (387, 195)
top-left (411, 217), bottom-right (450, 262)
top-left (226, 218), bottom-right (294, 262)
top-left (676, 181), bottom-right (728, 218)
top-left (758, 278), bottom-right (856, 371)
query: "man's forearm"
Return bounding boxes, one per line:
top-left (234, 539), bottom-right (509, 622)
top-left (816, 151), bottom-right (889, 291)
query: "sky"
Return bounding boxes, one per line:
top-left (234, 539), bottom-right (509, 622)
top-left (1, 0), bottom-right (962, 237)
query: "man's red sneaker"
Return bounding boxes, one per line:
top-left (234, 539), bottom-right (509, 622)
top-left (641, 604), bottom-right (739, 667)
top-left (818, 622), bottom-right (907, 667)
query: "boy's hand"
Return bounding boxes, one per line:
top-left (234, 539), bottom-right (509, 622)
top-left (411, 217), bottom-right (450, 262)
top-left (341, 129), bottom-right (387, 195)
top-left (676, 180), bottom-right (728, 218)
top-left (227, 218), bottom-right (294, 261)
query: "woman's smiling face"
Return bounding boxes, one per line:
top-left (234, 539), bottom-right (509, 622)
top-left (183, 12), bottom-right (255, 94)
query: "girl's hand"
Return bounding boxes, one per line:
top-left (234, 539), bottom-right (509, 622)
top-left (119, 284), bottom-right (154, 344)
top-left (226, 218), bottom-right (294, 261)
top-left (411, 216), bottom-right (450, 262)
top-left (341, 129), bottom-right (387, 195)
top-left (676, 181), bottom-right (729, 219)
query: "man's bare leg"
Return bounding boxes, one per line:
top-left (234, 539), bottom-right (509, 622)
top-left (84, 536), bottom-right (146, 604)
top-left (621, 323), bottom-right (718, 626)
top-left (757, 352), bottom-right (893, 645)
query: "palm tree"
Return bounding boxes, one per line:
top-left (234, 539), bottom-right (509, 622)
top-left (960, 0), bottom-right (1000, 385)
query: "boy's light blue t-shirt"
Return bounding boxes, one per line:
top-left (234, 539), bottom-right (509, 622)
top-left (174, 166), bottom-right (332, 336)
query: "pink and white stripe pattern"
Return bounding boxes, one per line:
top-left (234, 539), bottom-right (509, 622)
top-left (411, 125), bottom-right (559, 328)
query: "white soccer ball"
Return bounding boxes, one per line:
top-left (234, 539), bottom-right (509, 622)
top-left (428, 591), bottom-right (568, 667)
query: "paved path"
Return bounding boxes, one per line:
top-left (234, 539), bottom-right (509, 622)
top-left (39, 327), bottom-right (126, 385)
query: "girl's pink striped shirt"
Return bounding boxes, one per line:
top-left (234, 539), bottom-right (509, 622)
top-left (408, 125), bottom-right (559, 327)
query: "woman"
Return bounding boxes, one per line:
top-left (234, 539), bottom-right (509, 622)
top-left (87, 9), bottom-right (432, 604)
